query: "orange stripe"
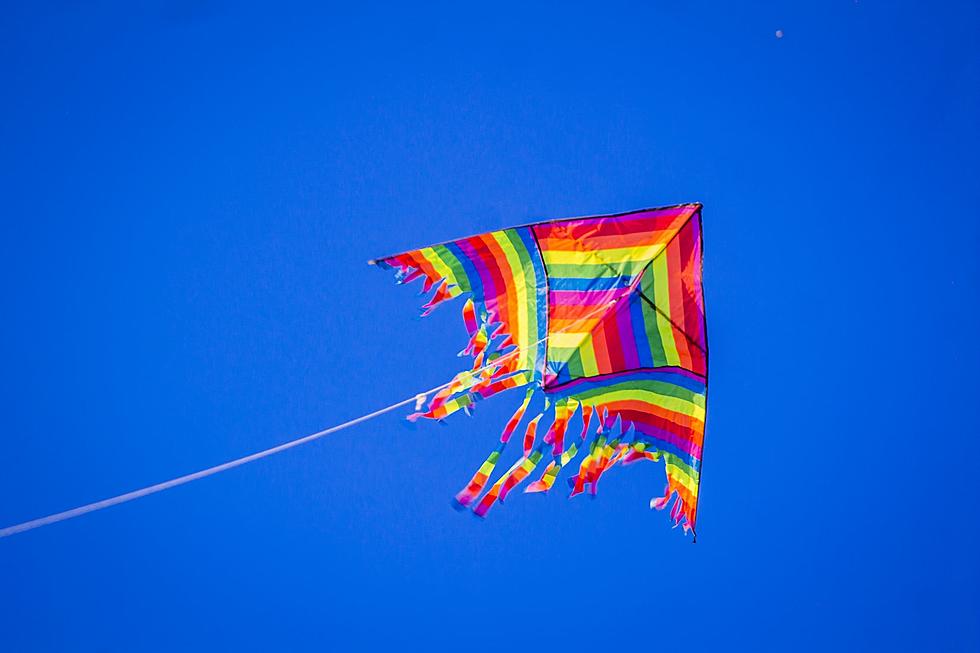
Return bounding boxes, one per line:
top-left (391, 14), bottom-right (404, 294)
top-left (536, 230), bottom-right (674, 253)
top-left (548, 317), bottom-right (602, 331)
top-left (589, 324), bottom-right (613, 375)
top-left (549, 301), bottom-right (608, 319)
top-left (399, 250), bottom-right (444, 286)
top-left (668, 480), bottom-right (698, 523)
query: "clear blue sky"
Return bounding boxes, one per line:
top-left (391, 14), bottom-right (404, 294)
top-left (1, 2), bottom-right (978, 651)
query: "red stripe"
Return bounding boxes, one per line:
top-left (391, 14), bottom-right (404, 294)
top-left (601, 313), bottom-right (629, 376)
top-left (534, 208), bottom-right (694, 245)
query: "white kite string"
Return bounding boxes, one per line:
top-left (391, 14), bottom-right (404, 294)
top-left (0, 298), bottom-right (621, 539)
top-left (0, 395), bottom-right (419, 539)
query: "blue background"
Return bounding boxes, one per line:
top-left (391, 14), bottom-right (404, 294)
top-left (2, 2), bottom-right (978, 650)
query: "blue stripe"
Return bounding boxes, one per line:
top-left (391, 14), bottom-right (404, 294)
top-left (441, 242), bottom-right (487, 301)
top-left (631, 430), bottom-right (701, 472)
top-left (545, 368), bottom-right (706, 397)
top-left (629, 294), bottom-right (656, 368)
top-left (548, 276), bottom-right (632, 291)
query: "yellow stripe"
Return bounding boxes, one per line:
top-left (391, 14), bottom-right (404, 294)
top-left (578, 336), bottom-right (600, 376)
top-left (665, 462), bottom-right (698, 495)
top-left (547, 333), bottom-right (600, 377)
top-left (549, 331), bottom-right (591, 349)
top-left (424, 248), bottom-right (459, 287)
top-left (593, 388), bottom-right (706, 419)
top-left (651, 255), bottom-right (680, 365)
top-left (541, 244), bottom-right (665, 267)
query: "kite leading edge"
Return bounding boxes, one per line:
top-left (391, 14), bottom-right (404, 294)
top-left (372, 203), bottom-right (707, 536)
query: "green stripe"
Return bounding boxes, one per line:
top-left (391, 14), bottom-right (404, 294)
top-left (430, 245), bottom-right (471, 291)
top-left (566, 379), bottom-right (706, 409)
top-left (663, 452), bottom-right (698, 480)
top-left (546, 260), bottom-right (650, 279)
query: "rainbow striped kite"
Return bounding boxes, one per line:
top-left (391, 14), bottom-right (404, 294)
top-left (372, 203), bottom-right (707, 536)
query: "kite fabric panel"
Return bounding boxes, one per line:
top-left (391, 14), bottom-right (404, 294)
top-left (371, 203), bottom-right (707, 536)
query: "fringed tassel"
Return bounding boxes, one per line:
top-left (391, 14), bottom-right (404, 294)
top-left (568, 411), bottom-right (603, 497)
top-left (453, 389), bottom-right (533, 508)
top-left (461, 298), bottom-right (478, 336)
top-left (499, 389), bottom-right (533, 443)
top-left (525, 442), bottom-right (580, 494)
top-left (526, 398), bottom-right (580, 494)
top-left (622, 442), bottom-right (660, 466)
top-left (549, 398), bottom-right (580, 456)
top-left (473, 447), bottom-right (545, 517)
top-left (421, 279), bottom-right (458, 316)
top-left (650, 484), bottom-right (696, 534)
top-left (568, 408), bottom-right (620, 496)
top-left (579, 404), bottom-right (594, 441)
top-left (472, 370), bottom-right (528, 399)
top-left (410, 348), bottom-right (528, 423)
top-left (380, 264), bottom-right (537, 443)
top-left (588, 442), bottom-right (628, 494)
top-left (498, 448), bottom-right (544, 502)
top-left (650, 484), bottom-right (672, 510)
top-left (463, 324), bottom-right (489, 358)
top-left (586, 417), bottom-right (631, 495)
top-left (523, 413), bottom-right (542, 456)
top-left (409, 392), bottom-right (474, 422)
top-left (397, 268), bottom-right (425, 285)
top-left (525, 461), bottom-right (559, 494)
top-left (453, 443), bottom-right (504, 510)
top-left (409, 366), bottom-right (482, 421)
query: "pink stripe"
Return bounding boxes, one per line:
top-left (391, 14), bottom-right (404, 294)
top-left (549, 288), bottom-right (631, 306)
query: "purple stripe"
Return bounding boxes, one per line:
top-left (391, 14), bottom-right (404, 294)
top-left (613, 302), bottom-right (641, 370)
top-left (632, 421), bottom-right (703, 459)
top-left (454, 238), bottom-right (502, 314)
top-left (543, 367), bottom-right (707, 395)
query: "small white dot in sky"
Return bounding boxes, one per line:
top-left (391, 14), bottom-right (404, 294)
top-left (775, 29), bottom-right (784, 39)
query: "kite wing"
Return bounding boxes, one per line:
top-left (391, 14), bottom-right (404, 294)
top-left (372, 203), bottom-right (707, 534)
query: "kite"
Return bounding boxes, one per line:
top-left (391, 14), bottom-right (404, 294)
top-left (371, 203), bottom-right (708, 536)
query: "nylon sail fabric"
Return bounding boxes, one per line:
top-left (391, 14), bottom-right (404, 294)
top-left (372, 203), bottom-right (707, 535)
